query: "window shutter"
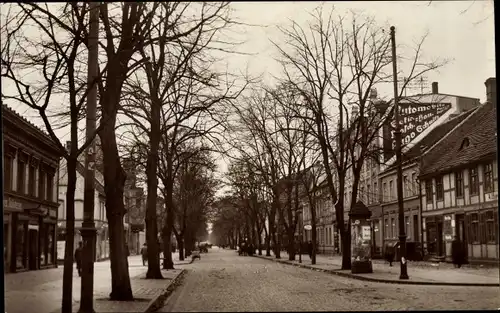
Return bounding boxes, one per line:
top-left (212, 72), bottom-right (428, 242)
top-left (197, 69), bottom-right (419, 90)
top-left (464, 214), bottom-right (470, 244)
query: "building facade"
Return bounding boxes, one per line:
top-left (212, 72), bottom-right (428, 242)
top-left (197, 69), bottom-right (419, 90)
top-left (3, 105), bottom-right (62, 273)
top-left (419, 78), bottom-right (498, 262)
top-left (57, 155), bottom-right (109, 262)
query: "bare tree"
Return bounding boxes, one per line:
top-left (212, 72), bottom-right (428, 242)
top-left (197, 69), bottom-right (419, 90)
top-left (273, 7), bottom-right (447, 269)
top-left (1, 3), bottom-right (107, 311)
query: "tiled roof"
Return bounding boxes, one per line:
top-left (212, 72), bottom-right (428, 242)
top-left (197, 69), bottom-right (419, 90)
top-left (384, 108), bottom-right (477, 172)
top-left (420, 101), bottom-right (497, 177)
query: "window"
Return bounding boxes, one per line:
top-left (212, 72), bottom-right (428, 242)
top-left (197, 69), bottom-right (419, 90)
top-left (470, 213), bottom-right (479, 243)
top-left (389, 180), bottom-right (394, 201)
top-left (383, 183), bottom-right (387, 202)
top-left (367, 184), bottom-right (371, 204)
top-left (425, 180), bottom-right (433, 204)
top-left (3, 154), bottom-right (13, 191)
top-left (455, 171), bottom-right (464, 198)
top-left (391, 218), bottom-right (396, 238)
top-left (374, 182), bottom-right (378, 202)
top-left (436, 176), bottom-right (444, 201)
top-left (17, 158), bottom-right (26, 194)
top-left (484, 163), bottom-right (494, 193)
top-left (384, 218), bottom-right (389, 238)
top-left (411, 172), bottom-right (417, 196)
top-left (16, 221), bottom-right (27, 269)
top-left (46, 172), bottom-right (54, 201)
top-left (360, 187), bottom-right (364, 203)
top-left (485, 211), bottom-right (496, 243)
top-left (28, 164), bottom-right (36, 196)
top-left (469, 167), bottom-right (479, 195)
top-left (46, 224), bottom-right (55, 264)
top-left (39, 169), bottom-right (46, 200)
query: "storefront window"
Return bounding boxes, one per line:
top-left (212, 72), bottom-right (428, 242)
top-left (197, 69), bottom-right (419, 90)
top-left (16, 222), bottom-right (27, 269)
top-left (47, 224), bottom-right (55, 264)
top-left (40, 225), bottom-right (46, 265)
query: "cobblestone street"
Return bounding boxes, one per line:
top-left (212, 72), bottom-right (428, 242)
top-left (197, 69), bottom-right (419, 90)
top-left (160, 248), bottom-right (500, 312)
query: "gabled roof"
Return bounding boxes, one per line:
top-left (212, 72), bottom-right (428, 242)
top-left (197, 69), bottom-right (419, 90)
top-left (383, 108), bottom-right (477, 173)
top-left (420, 101), bottom-right (497, 177)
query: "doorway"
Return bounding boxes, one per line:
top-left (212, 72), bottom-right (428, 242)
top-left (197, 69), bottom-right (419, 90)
top-left (28, 229), bottom-right (38, 270)
top-left (455, 214), bottom-right (468, 260)
top-left (437, 221), bottom-right (444, 256)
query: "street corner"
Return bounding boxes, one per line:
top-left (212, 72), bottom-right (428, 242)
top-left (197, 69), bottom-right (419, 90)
top-left (144, 269), bottom-right (187, 313)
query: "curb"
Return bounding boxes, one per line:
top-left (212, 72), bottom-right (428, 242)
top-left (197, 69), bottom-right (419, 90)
top-left (143, 269), bottom-right (188, 313)
top-left (254, 255), bottom-right (500, 287)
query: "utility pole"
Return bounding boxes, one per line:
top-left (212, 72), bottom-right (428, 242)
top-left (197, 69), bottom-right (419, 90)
top-left (80, 3), bottom-right (99, 312)
top-left (390, 26), bottom-right (409, 280)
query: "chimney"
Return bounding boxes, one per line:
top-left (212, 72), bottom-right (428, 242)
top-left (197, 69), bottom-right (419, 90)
top-left (485, 77), bottom-right (496, 105)
top-left (65, 141), bottom-right (71, 152)
top-left (431, 82), bottom-right (438, 94)
top-left (370, 88), bottom-right (378, 99)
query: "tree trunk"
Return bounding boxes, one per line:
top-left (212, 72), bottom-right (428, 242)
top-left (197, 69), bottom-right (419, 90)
top-left (265, 235), bottom-right (271, 256)
top-left (177, 237), bottom-right (185, 260)
top-left (288, 227), bottom-right (296, 261)
top-left (61, 157), bottom-right (77, 313)
top-left (311, 219), bottom-right (317, 265)
top-left (99, 54), bottom-right (133, 300)
top-left (162, 225), bottom-right (174, 270)
top-left (341, 222), bottom-right (352, 270)
top-left (145, 97), bottom-right (162, 279)
top-left (99, 114), bottom-right (133, 300)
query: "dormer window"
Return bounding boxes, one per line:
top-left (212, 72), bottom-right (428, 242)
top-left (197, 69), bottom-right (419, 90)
top-left (459, 137), bottom-right (470, 150)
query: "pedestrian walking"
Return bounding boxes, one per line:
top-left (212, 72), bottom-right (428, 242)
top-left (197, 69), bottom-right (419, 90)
top-left (74, 241), bottom-right (83, 277)
top-left (451, 236), bottom-right (464, 268)
top-left (140, 243), bottom-right (148, 266)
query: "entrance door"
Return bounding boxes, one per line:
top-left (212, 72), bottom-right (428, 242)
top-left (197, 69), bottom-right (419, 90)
top-left (455, 214), bottom-right (468, 260)
top-left (437, 222), bottom-right (444, 256)
top-left (28, 229), bottom-right (38, 270)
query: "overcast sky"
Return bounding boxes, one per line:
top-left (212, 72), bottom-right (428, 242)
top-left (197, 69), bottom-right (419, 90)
top-left (3, 1), bottom-right (495, 180)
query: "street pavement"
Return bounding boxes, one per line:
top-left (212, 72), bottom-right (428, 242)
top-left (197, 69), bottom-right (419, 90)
top-left (5, 253), bottom-right (189, 313)
top-left (159, 248), bottom-right (500, 312)
top-left (258, 251), bottom-right (500, 286)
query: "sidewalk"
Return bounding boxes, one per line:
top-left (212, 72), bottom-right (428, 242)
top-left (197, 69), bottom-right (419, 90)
top-left (6, 254), bottom-right (193, 313)
top-left (254, 252), bottom-right (500, 287)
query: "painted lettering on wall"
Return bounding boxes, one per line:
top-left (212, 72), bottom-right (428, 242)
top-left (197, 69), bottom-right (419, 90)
top-left (383, 102), bottom-right (452, 161)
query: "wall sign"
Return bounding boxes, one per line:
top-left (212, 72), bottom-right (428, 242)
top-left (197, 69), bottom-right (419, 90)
top-left (383, 102), bottom-right (452, 161)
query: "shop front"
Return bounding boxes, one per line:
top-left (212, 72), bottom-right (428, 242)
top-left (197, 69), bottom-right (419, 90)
top-left (4, 195), bottom-right (58, 273)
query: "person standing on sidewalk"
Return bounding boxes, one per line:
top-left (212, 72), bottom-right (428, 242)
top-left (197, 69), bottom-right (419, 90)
top-left (74, 241), bottom-right (83, 277)
top-left (140, 243), bottom-right (148, 266)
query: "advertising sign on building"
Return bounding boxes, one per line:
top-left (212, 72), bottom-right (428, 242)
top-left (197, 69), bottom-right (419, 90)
top-left (383, 102), bottom-right (452, 161)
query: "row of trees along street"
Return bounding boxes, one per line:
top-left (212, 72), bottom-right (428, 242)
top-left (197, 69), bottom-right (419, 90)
top-left (1, 2), bottom-right (446, 312)
top-left (212, 7), bottom-right (446, 269)
top-left (1, 2), bottom-right (246, 312)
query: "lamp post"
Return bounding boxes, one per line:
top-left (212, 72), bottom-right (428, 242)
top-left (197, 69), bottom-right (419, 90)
top-left (390, 26), bottom-right (409, 280)
top-left (79, 3), bottom-right (99, 312)
top-left (299, 210), bottom-right (303, 263)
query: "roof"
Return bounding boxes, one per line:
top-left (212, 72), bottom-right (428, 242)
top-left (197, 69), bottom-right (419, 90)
top-left (420, 101), bottom-right (497, 177)
top-left (2, 104), bottom-right (63, 155)
top-left (383, 108), bottom-right (477, 173)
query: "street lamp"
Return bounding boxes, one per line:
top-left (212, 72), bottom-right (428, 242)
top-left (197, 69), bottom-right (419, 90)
top-left (390, 26), bottom-right (409, 280)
